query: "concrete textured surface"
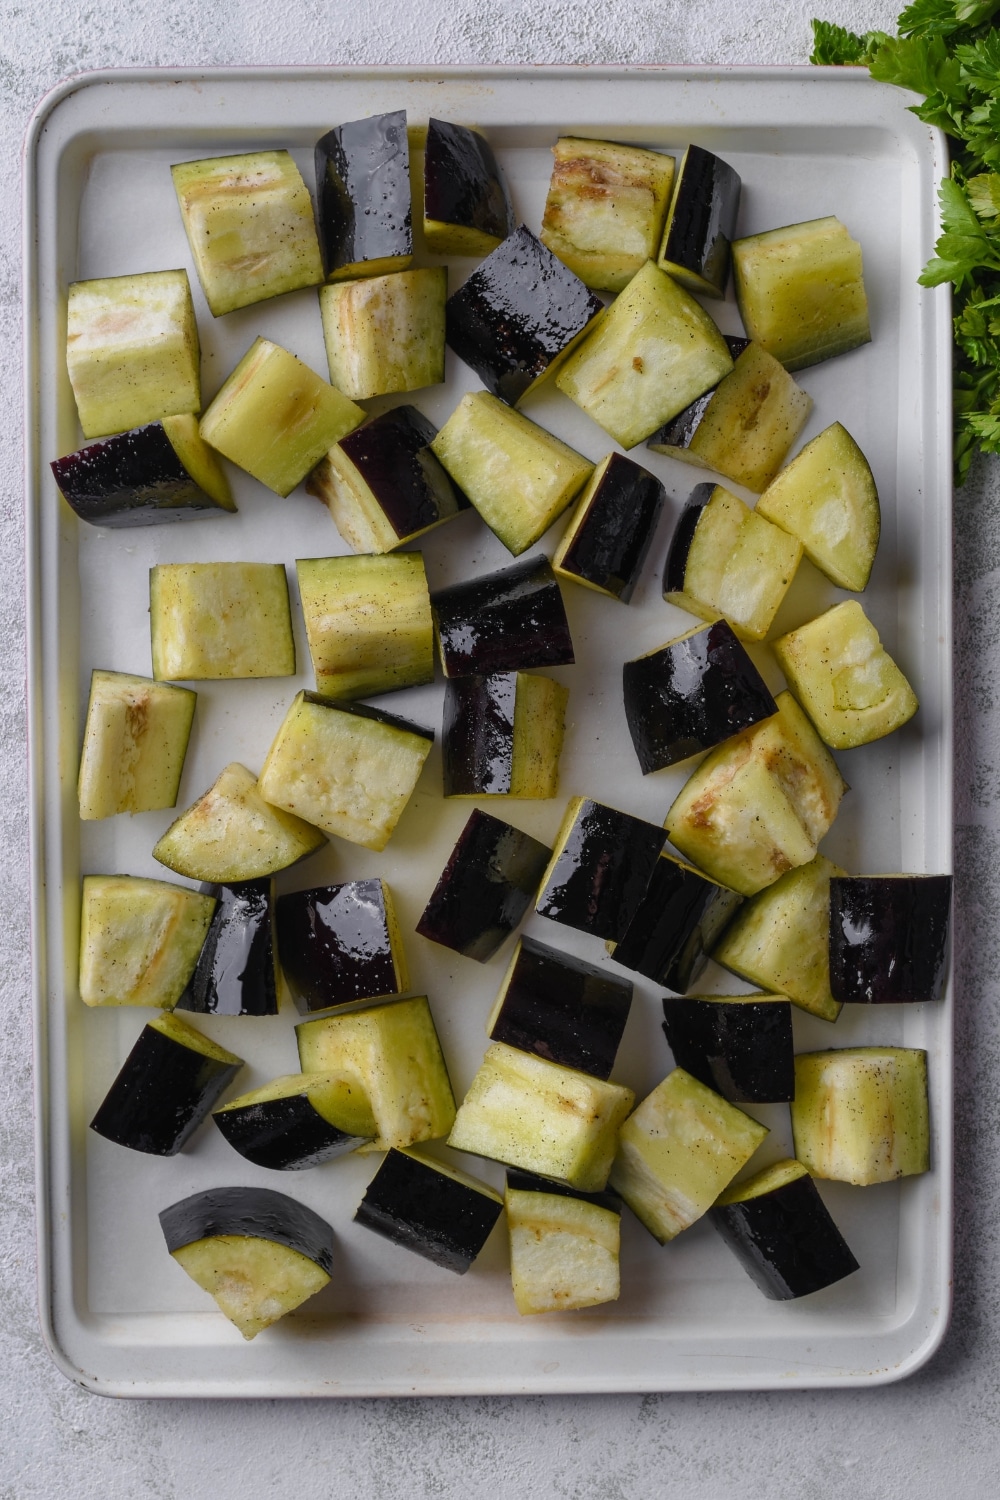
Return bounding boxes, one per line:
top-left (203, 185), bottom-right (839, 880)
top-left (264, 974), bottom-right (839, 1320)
top-left (3, 0), bottom-right (997, 1495)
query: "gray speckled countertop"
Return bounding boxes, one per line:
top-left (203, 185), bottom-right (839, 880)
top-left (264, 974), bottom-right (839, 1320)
top-left (5, 2), bottom-right (998, 1495)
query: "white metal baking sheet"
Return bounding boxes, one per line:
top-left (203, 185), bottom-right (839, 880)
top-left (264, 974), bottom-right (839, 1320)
top-left (25, 66), bottom-right (953, 1396)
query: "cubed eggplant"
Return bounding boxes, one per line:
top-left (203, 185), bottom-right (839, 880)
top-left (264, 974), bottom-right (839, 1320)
top-left (149, 562), bottom-right (296, 681)
top-left (214, 1072), bottom-right (376, 1169)
top-left (661, 994), bottom-right (794, 1103)
top-left (79, 874), bottom-right (216, 1009)
top-left (504, 1167), bottom-right (622, 1215)
top-left (432, 555), bottom-right (574, 679)
top-left (646, 335), bottom-right (749, 454)
top-left (423, 118), bottom-right (515, 256)
top-left (355, 1148), bottom-right (503, 1273)
top-left (52, 415), bottom-right (234, 528)
top-left (552, 453), bottom-right (666, 603)
top-left (535, 796), bottom-right (667, 942)
top-left (276, 879), bottom-right (409, 1014)
top-left (609, 852), bottom-right (743, 994)
top-left (505, 1170), bottom-right (622, 1314)
top-left (319, 267), bottom-right (446, 399)
top-left (77, 670), bottom-right (197, 821)
top-left (177, 878), bottom-right (278, 1017)
top-left (442, 672), bottom-right (568, 799)
top-left (296, 552), bottom-right (434, 700)
top-left (315, 110), bottom-right (412, 280)
top-left (657, 144), bottom-right (742, 299)
top-left (791, 1048), bottom-right (930, 1185)
top-left (828, 875), bottom-right (952, 1005)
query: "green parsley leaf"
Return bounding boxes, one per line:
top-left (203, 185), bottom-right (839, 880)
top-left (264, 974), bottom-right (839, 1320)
top-left (869, 34), bottom-right (967, 97)
top-left (809, 19), bottom-right (882, 62)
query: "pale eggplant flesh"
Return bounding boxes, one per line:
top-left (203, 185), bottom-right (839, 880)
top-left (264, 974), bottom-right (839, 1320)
top-left (709, 1166), bottom-right (859, 1299)
top-left (354, 1148), bottom-right (503, 1273)
top-left (661, 996), bottom-right (794, 1103)
top-left (424, 118), bottom-right (514, 248)
top-left (611, 853), bottom-right (743, 993)
top-left (177, 878), bottom-right (277, 1017)
top-left (646, 335), bottom-right (749, 452)
top-left (556, 453), bottom-right (666, 602)
top-left (432, 555), bottom-right (574, 678)
top-left (828, 875), bottom-right (952, 1004)
top-left (315, 111), bottom-right (412, 278)
top-left (662, 482), bottom-right (715, 596)
top-left (160, 1185), bottom-right (335, 1274)
top-left (51, 422), bottom-right (232, 527)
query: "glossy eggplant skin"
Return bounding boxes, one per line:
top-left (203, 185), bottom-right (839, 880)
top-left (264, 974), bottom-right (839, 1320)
top-left (536, 799), bottom-right (667, 942)
top-left (709, 1174), bottom-right (859, 1299)
top-left (432, 556), bottom-right (574, 678)
top-left (442, 674), bottom-right (517, 795)
top-left (556, 453), bottom-right (666, 602)
top-left (336, 405), bottom-right (469, 538)
top-left (612, 854), bottom-right (743, 993)
top-left (51, 423), bottom-right (227, 527)
top-left (90, 1024), bottom-right (242, 1155)
top-left (828, 875), bottom-right (953, 1004)
top-left (646, 335), bottom-right (750, 453)
top-left (416, 808), bottom-right (551, 961)
top-left (623, 621), bottom-right (777, 773)
top-left (662, 483), bottom-right (715, 596)
top-left (177, 878), bottom-right (277, 1017)
top-left (505, 1167), bottom-right (622, 1214)
top-left (315, 111), bottom-right (412, 278)
top-left (160, 1185), bottom-right (335, 1274)
top-left (214, 1094), bottom-right (370, 1171)
top-left (661, 997), bottom-right (794, 1103)
top-left (445, 225), bottom-right (603, 406)
top-left (276, 879), bottom-right (402, 1013)
top-left (659, 145), bottom-right (742, 298)
top-left (424, 119), bottom-right (514, 246)
top-left (355, 1148), bottom-right (503, 1273)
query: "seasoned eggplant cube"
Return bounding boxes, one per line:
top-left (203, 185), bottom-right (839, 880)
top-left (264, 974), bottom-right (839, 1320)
top-left (316, 111), bottom-right (412, 280)
top-left (448, 1041), bottom-right (634, 1192)
top-left (442, 672), bottom-right (568, 799)
top-left (355, 1148), bottom-right (503, 1273)
top-left (623, 620), bottom-right (777, 773)
top-left (506, 1176), bottom-right (621, 1314)
top-left (199, 337), bottom-right (364, 497)
top-left (296, 995), bottom-right (456, 1151)
top-left (296, 552), bottom-right (433, 700)
top-left (79, 874), bottom-right (216, 1009)
top-left (78, 670), bottom-right (196, 820)
top-left (487, 935), bottom-right (633, 1080)
top-left (171, 151), bottom-right (323, 316)
top-left (646, 333), bottom-right (750, 456)
top-left (91, 1012), bottom-right (243, 1155)
top-left (712, 855), bottom-right (846, 1023)
top-left (665, 691), bottom-right (848, 897)
top-left (51, 414), bottom-right (234, 527)
top-left (320, 268), bottom-right (446, 399)
top-left (423, 118), bottom-right (514, 256)
top-left (150, 562), bottom-right (295, 681)
top-left (661, 994), bottom-right (794, 1104)
top-left (540, 136), bottom-right (676, 294)
top-left (66, 270), bottom-right (200, 439)
top-left (791, 1048), bottom-right (930, 1185)
top-left (153, 762), bottom-right (326, 883)
top-left (214, 1072), bottom-right (376, 1170)
top-left (431, 391), bottom-right (593, 556)
top-left (609, 1068), bottom-right (768, 1243)
top-left (432, 555), bottom-right (574, 679)
top-left (178, 878), bottom-right (278, 1017)
top-left (828, 874), bottom-right (952, 1005)
top-left (657, 144), bottom-right (741, 299)
top-left (553, 452), bottom-right (666, 603)
top-left (710, 1159), bottom-right (859, 1300)
top-left (554, 260), bottom-right (734, 450)
top-left (416, 809), bottom-right (552, 963)
top-left (160, 1186), bottom-right (334, 1339)
top-left (732, 216), bottom-right (871, 371)
top-left (445, 225), bottom-right (603, 406)
top-left (258, 693), bottom-right (433, 852)
top-left (609, 852), bottom-right (743, 994)
top-left (536, 796), bottom-right (667, 943)
top-left (276, 879), bottom-right (409, 1014)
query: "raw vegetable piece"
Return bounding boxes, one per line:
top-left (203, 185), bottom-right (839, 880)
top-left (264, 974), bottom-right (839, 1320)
top-left (316, 111), bottom-right (413, 280)
top-left (213, 1072), bottom-right (376, 1170)
top-left (296, 553), bottom-right (433, 701)
top-left (712, 854), bottom-right (846, 1023)
top-left (415, 808), bottom-right (552, 962)
top-left (709, 1158), bottom-right (859, 1300)
top-left (355, 1148), bottom-right (503, 1273)
top-left (505, 1171), bottom-right (622, 1314)
top-left (153, 762), bottom-right (326, 883)
top-left (646, 334), bottom-right (749, 456)
top-left (609, 1067), bottom-right (768, 1243)
top-left (536, 796), bottom-right (667, 942)
top-left (51, 415), bottom-right (234, 527)
top-left (171, 151), bottom-right (323, 316)
top-left (90, 1011), bottom-right (242, 1154)
top-left (149, 562), bottom-right (295, 681)
top-left (663, 483), bottom-right (803, 642)
top-left (755, 422), bottom-right (880, 591)
top-left (790, 1048), bottom-right (930, 1185)
top-left (77, 670), bottom-right (196, 820)
top-left (661, 994), bottom-right (794, 1104)
top-left (296, 995), bottom-right (456, 1151)
top-left (177, 878), bottom-right (278, 1017)
top-left (554, 260), bottom-right (734, 450)
top-left (319, 268), bottom-right (446, 399)
top-left (828, 875), bottom-right (952, 1005)
top-left (275, 879), bottom-right (410, 1014)
top-left (447, 1041), bottom-right (634, 1193)
top-left (540, 136), bottom-right (676, 293)
top-left (657, 143), bottom-right (742, 299)
top-left (66, 271), bottom-right (200, 439)
top-left (199, 338), bottom-right (364, 498)
top-left (444, 225), bottom-right (603, 405)
top-left (665, 690), bottom-right (848, 898)
top-left (773, 602), bottom-right (918, 749)
top-left (486, 934), bottom-right (633, 1081)
top-left (258, 692), bottom-right (433, 852)
top-left (552, 452), bottom-right (666, 603)
top-left (608, 852), bottom-right (744, 995)
top-left (622, 620), bottom-right (777, 773)
top-left (431, 391), bottom-right (593, 556)
top-left (160, 1186), bottom-right (334, 1339)
top-left (442, 672), bottom-right (568, 799)
top-left (431, 555), bottom-right (574, 679)
top-left (731, 216), bottom-right (871, 371)
top-left (423, 118), bottom-right (515, 256)
top-left (79, 874), bottom-right (216, 1009)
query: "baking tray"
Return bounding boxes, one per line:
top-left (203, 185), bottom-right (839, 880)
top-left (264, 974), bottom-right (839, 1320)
top-left (24, 66), bottom-right (953, 1396)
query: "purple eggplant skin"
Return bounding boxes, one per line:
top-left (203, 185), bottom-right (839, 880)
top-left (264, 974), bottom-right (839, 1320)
top-left (709, 1174), bottom-right (859, 1300)
top-left (160, 1186), bottom-right (335, 1275)
top-left (623, 621), bottom-right (777, 773)
top-left (315, 111), bottom-right (412, 278)
top-left (424, 118), bottom-right (514, 246)
top-left (661, 997), bottom-right (794, 1104)
top-left (505, 1168), bottom-right (622, 1214)
top-left (416, 808), bottom-right (552, 962)
top-left (214, 1094), bottom-right (372, 1171)
top-left (828, 875), bottom-right (953, 1004)
top-left (335, 406), bottom-right (469, 539)
top-left (445, 225), bottom-right (603, 406)
top-left (442, 674), bottom-right (517, 795)
top-left (647, 335), bottom-right (750, 454)
top-left (355, 1148), bottom-right (503, 1274)
top-left (558, 454), bottom-right (666, 603)
top-left (90, 1024), bottom-right (242, 1156)
top-left (662, 483), bottom-right (716, 597)
top-left (276, 879), bottom-right (400, 1014)
top-left (176, 878), bottom-right (277, 1017)
top-left (51, 423), bottom-right (232, 528)
top-left (489, 935), bottom-right (633, 1080)
top-left (536, 799), bottom-right (667, 943)
top-left (432, 555), bottom-right (574, 678)
top-left (303, 690), bottom-right (435, 744)
top-left (660, 146), bottom-right (742, 298)
top-left (613, 854), bottom-right (743, 993)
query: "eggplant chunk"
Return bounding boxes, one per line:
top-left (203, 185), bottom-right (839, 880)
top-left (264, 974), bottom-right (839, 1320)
top-left (355, 1148), bottom-right (503, 1273)
top-left (296, 552), bottom-right (433, 700)
top-left (423, 118), bottom-right (515, 256)
top-left (276, 879), bottom-right (410, 1014)
top-left (506, 1175), bottom-right (622, 1314)
top-left (442, 672), bottom-right (568, 799)
top-left (661, 994), bottom-right (794, 1104)
top-left (79, 874), bottom-right (216, 1009)
top-left (536, 796), bottom-right (667, 942)
top-left (214, 1072), bottom-right (376, 1169)
top-left (150, 562), bottom-right (295, 681)
top-left (52, 415), bottom-right (234, 527)
top-left (608, 852), bottom-right (743, 994)
top-left (177, 878), bottom-right (278, 1017)
top-left (553, 452), bottom-right (666, 603)
top-left (315, 111), bottom-right (412, 280)
top-left (77, 670), bottom-right (196, 820)
top-left (647, 334), bottom-right (749, 456)
top-left (657, 144), bottom-right (742, 299)
top-left (828, 874), bottom-right (952, 1004)
top-left (432, 555), bottom-right (574, 679)
top-left (790, 1048), bottom-right (930, 1185)
top-left (319, 268), bottom-right (445, 399)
